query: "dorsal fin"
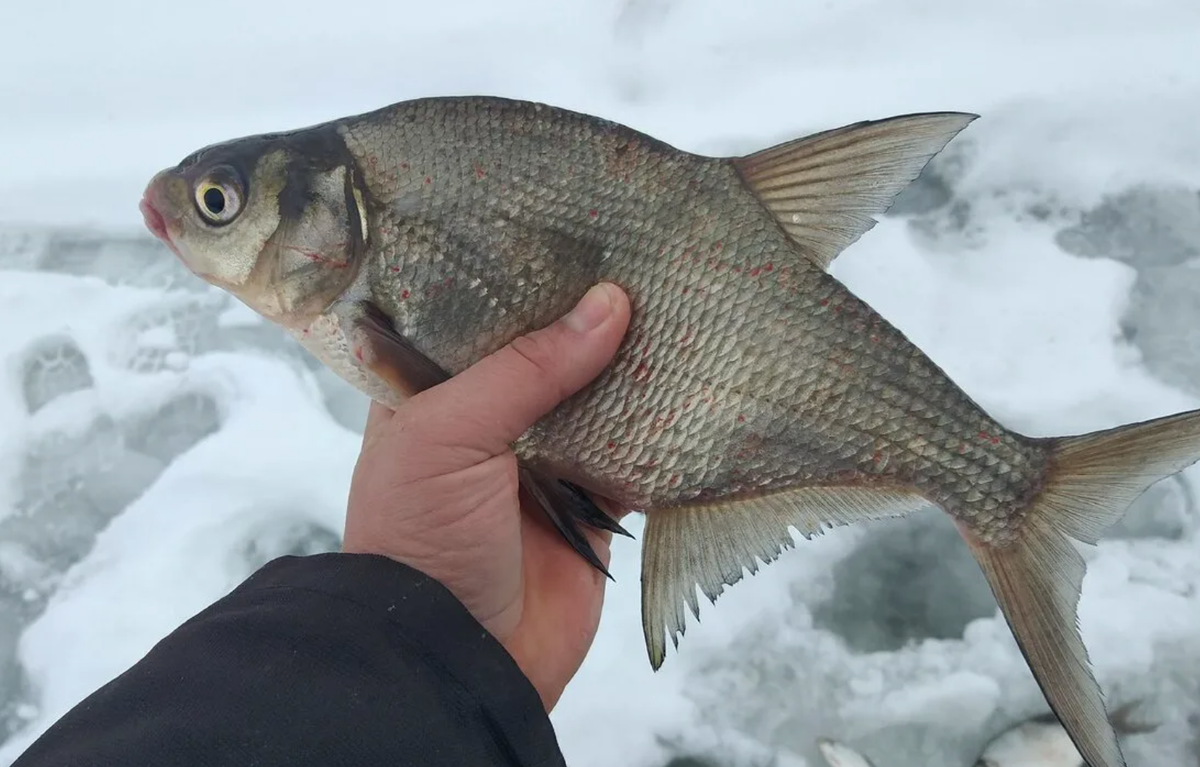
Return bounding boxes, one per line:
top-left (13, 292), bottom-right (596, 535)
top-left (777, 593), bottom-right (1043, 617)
top-left (732, 112), bottom-right (978, 269)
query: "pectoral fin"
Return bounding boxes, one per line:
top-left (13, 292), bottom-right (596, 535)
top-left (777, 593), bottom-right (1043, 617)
top-left (641, 484), bottom-right (931, 670)
top-left (353, 300), bottom-right (451, 396)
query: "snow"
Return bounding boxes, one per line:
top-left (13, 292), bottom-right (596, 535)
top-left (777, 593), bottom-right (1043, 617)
top-left (2, 1), bottom-right (1200, 766)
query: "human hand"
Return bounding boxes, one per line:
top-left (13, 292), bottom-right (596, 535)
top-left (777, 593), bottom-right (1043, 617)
top-left (342, 282), bottom-right (633, 710)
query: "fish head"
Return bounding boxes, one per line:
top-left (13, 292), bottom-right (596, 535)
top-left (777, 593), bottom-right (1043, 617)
top-left (140, 128), bottom-right (368, 330)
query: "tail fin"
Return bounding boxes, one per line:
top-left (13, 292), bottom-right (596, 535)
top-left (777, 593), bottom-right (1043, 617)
top-left (963, 408), bottom-right (1200, 767)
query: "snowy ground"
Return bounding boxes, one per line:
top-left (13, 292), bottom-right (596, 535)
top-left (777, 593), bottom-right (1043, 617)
top-left (2, 1), bottom-right (1200, 765)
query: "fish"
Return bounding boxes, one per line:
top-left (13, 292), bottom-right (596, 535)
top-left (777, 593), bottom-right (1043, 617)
top-left (817, 738), bottom-right (878, 767)
top-left (973, 701), bottom-right (1158, 767)
top-left (814, 700), bottom-right (1158, 767)
top-left (139, 94), bottom-right (1200, 767)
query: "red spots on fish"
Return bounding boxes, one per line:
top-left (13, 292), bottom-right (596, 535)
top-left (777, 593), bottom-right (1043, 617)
top-left (833, 305), bottom-right (843, 314)
top-left (820, 298), bottom-right (829, 307)
top-left (424, 176), bottom-right (432, 185)
top-left (367, 155), bottom-right (379, 168)
top-left (649, 410), bottom-right (679, 437)
top-left (870, 335), bottom-right (880, 343)
top-left (301, 328), bottom-right (310, 337)
top-left (473, 163), bottom-right (486, 179)
top-left (682, 397), bottom-right (693, 410)
top-left (425, 277), bottom-right (455, 298)
top-left (400, 161), bottom-right (409, 170)
top-left (589, 209), bottom-right (599, 218)
top-left (659, 247), bottom-right (666, 256)
top-left (681, 286), bottom-right (690, 294)
top-left (284, 245), bottom-right (350, 268)
top-left (978, 431), bottom-right (1000, 444)
top-left (959, 443), bottom-right (969, 454)
top-left (732, 266), bottom-right (742, 273)
top-left (764, 263), bottom-right (774, 272)
top-left (776, 264), bottom-right (795, 290)
top-left (737, 415), bottom-right (746, 423)
top-left (607, 441), bottom-right (617, 450)
top-left (401, 289), bottom-right (411, 300)
top-left (714, 241), bottom-right (723, 250)
top-left (354, 345), bottom-right (364, 362)
top-left (872, 450), bottom-right (883, 464)
top-left (678, 326), bottom-right (694, 347)
top-left (389, 266), bottom-right (400, 273)
top-left (633, 362), bottom-right (650, 383)
top-left (641, 340), bottom-right (652, 357)
top-left (749, 267), bottom-right (761, 277)
top-left (668, 474), bottom-right (681, 487)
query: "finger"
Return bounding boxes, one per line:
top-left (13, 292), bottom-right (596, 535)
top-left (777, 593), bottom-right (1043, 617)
top-left (416, 282), bottom-right (631, 454)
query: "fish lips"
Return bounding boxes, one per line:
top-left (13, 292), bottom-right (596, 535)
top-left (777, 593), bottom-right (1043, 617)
top-left (140, 171), bottom-right (186, 261)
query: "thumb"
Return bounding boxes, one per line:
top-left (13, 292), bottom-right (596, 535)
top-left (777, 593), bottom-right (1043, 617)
top-left (413, 282), bottom-right (631, 456)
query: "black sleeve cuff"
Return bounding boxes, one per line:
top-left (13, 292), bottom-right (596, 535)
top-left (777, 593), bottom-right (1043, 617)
top-left (12, 553), bottom-right (566, 767)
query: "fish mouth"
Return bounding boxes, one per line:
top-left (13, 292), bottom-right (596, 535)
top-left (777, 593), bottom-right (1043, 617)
top-left (140, 197), bottom-right (169, 242)
top-left (140, 174), bottom-right (183, 259)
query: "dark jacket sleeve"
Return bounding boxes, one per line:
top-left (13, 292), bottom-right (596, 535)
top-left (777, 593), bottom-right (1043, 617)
top-left (11, 553), bottom-right (567, 767)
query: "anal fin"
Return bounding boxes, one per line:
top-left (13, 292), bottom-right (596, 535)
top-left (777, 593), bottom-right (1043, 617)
top-left (641, 484), bottom-right (931, 670)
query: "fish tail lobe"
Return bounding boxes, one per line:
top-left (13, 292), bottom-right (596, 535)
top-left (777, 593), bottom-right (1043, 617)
top-left (962, 407), bottom-right (1200, 767)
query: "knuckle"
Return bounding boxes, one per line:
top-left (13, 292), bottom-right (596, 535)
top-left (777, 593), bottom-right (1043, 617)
top-left (507, 330), bottom-right (569, 398)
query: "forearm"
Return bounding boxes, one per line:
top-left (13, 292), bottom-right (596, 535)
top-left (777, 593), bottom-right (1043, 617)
top-left (11, 554), bottom-right (566, 767)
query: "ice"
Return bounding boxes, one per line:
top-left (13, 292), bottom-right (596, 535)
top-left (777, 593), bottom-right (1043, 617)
top-left (810, 510), bottom-right (997, 654)
top-left (2, 1), bottom-right (1200, 766)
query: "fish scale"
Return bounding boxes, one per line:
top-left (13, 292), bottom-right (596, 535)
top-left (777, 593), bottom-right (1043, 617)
top-left (139, 94), bottom-right (1200, 767)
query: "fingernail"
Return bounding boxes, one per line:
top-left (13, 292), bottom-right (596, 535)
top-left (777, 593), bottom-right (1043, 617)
top-left (564, 283), bottom-right (615, 333)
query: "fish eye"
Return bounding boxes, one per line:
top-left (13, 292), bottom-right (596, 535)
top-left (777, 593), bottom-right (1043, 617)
top-left (193, 165), bottom-right (246, 226)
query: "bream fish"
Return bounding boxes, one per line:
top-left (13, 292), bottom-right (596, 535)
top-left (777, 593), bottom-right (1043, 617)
top-left (814, 700), bottom-right (1158, 767)
top-left (140, 95), bottom-right (1200, 767)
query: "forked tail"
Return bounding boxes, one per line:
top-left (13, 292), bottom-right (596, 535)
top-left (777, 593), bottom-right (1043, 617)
top-left (962, 407), bottom-right (1200, 767)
